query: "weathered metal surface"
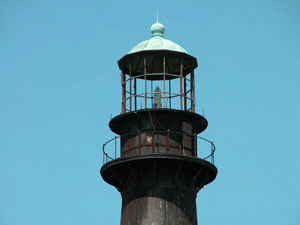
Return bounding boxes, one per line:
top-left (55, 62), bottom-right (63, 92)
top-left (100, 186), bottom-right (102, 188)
top-left (120, 131), bottom-right (194, 157)
top-left (121, 189), bottom-right (197, 225)
top-left (101, 155), bottom-right (217, 225)
top-left (109, 109), bottom-right (208, 135)
top-left (128, 22), bottom-right (187, 54)
top-left (118, 51), bottom-right (197, 78)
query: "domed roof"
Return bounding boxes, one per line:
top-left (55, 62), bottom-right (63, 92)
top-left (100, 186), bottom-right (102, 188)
top-left (128, 22), bottom-right (188, 54)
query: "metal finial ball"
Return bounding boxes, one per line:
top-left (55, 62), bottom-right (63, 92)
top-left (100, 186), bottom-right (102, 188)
top-left (150, 22), bottom-right (165, 37)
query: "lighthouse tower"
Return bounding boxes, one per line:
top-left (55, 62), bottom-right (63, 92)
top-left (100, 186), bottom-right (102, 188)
top-left (101, 21), bottom-right (217, 225)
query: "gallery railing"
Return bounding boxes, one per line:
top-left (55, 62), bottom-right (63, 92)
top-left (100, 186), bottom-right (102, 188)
top-left (102, 130), bottom-right (215, 165)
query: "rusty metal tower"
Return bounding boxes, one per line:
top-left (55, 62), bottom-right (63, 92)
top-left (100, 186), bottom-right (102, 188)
top-left (101, 21), bottom-right (217, 225)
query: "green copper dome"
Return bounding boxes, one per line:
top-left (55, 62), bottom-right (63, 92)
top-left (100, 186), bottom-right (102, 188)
top-left (128, 22), bottom-right (188, 54)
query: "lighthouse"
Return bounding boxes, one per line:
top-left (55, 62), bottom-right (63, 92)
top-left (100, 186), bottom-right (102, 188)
top-left (101, 21), bottom-right (217, 225)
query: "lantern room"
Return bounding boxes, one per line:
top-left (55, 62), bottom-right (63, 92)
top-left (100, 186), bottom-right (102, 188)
top-left (118, 22), bottom-right (198, 113)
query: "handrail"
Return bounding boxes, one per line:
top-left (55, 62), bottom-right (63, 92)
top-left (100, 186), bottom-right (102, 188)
top-left (102, 136), bottom-right (119, 164)
top-left (102, 131), bottom-right (215, 165)
top-left (123, 73), bottom-right (192, 81)
top-left (198, 136), bottom-right (215, 164)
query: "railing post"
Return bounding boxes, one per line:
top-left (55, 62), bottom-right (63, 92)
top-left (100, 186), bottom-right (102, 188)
top-left (129, 64), bottom-right (132, 112)
top-left (212, 142), bottom-right (214, 164)
top-left (163, 56), bottom-right (166, 108)
top-left (134, 78), bottom-right (137, 111)
top-left (180, 59), bottom-right (183, 110)
top-left (121, 135), bottom-right (123, 157)
top-left (169, 79), bottom-right (171, 108)
top-left (144, 57), bottom-right (147, 109)
top-left (121, 72), bottom-right (126, 113)
top-left (184, 76), bottom-right (187, 110)
top-left (191, 71), bottom-right (195, 112)
top-left (129, 77), bottom-right (132, 111)
top-left (103, 144), bottom-right (105, 164)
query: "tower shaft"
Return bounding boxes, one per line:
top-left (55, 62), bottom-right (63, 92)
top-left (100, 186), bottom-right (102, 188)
top-left (102, 154), bottom-right (215, 225)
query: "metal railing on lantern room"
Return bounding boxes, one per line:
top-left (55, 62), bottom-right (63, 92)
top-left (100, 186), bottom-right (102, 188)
top-left (102, 130), bottom-right (215, 165)
top-left (121, 72), bottom-right (195, 113)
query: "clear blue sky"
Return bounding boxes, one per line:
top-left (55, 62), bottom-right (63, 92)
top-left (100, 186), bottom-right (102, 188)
top-left (1, 0), bottom-right (299, 224)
